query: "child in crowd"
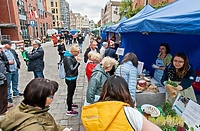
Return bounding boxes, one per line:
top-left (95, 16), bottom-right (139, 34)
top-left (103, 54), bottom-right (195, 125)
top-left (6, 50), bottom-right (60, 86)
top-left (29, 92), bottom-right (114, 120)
top-left (19, 46), bottom-right (29, 66)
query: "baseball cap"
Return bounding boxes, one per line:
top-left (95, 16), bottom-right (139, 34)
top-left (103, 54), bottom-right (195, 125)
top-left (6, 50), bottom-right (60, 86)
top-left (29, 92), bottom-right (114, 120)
top-left (1, 39), bottom-right (12, 45)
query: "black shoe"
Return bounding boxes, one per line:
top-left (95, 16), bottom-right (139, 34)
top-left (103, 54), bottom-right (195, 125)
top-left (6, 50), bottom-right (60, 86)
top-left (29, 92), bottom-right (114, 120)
top-left (8, 98), bottom-right (13, 103)
top-left (13, 93), bottom-right (23, 97)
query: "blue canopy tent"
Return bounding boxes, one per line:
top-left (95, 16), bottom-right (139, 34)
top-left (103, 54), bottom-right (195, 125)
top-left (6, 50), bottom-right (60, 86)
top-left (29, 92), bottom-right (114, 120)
top-left (104, 16), bottom-right (127, 33)
top-left (105, 4), bottom-right (155, 33)
top-left (118, 0), bottom-right (200, 75)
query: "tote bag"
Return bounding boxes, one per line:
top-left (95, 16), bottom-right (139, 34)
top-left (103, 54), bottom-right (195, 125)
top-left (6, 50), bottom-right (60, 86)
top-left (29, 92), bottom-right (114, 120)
top-left (58, 62), bottom-right (66, 79)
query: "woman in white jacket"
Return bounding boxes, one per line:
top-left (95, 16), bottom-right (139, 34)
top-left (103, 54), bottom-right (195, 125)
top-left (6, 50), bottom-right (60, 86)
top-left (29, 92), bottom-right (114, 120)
top-left (116, 53), bottom-right (138, 101)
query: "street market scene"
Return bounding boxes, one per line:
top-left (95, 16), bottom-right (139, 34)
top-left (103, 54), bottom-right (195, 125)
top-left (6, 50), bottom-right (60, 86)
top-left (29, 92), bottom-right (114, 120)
top-left (0, 0), bottom-right (200, 131)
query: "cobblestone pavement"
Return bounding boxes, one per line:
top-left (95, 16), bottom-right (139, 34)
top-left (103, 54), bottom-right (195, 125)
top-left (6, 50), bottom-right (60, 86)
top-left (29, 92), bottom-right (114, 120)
top-left (0, 36), bottom-right (90, 131)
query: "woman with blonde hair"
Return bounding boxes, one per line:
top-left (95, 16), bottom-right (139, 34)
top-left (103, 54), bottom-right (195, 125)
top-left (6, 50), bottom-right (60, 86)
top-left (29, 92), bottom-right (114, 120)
top-left (86, 57), bottom-right (118, 104)
top-left (63, 44), bottom-right (81, 116)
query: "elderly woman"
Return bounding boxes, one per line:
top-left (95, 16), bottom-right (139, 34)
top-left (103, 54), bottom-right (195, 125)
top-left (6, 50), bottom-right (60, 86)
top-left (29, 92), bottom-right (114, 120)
top-left (161, 52), bottom-right (196, 103)
top-left (0, 78), bottom-right (72, 131)
top-left (85, 52), bottom-right (102, 81)
top-left (153, 43), bottom-right (172, 82)
top-left (86, 57), bottom-right (118, 104)
top-left (82, 76), bottom-right (162, 131)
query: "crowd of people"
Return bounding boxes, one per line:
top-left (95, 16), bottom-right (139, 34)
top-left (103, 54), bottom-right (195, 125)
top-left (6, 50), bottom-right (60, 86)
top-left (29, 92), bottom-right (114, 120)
top-left (0, 32), bottom-right (198, 130)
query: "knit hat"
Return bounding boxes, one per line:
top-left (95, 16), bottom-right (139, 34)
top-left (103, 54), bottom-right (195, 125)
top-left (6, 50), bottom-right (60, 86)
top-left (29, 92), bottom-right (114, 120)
top-left (102, 42), bottom-right (108, 47)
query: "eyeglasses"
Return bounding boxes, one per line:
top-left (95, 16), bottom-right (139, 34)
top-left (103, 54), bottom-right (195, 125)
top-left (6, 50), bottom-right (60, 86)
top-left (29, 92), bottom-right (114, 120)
top-left (159, 48), bottom-right (165, 50)
top-left (173, 60), bottom-right (184, 64)
top-left (48, 95), bottom-right (54, 99)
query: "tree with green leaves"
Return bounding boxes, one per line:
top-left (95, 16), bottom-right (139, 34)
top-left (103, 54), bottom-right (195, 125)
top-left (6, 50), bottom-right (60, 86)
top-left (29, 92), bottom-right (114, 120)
top-left (119, 0), bottom-right (134, 18)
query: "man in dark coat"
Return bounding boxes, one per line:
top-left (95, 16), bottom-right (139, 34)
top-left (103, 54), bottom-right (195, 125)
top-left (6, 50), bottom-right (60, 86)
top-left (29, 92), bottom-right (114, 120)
top-left (76, 33), bottom-right (84, 53)
top-left (27, 40), bottom-right (44, 78)
top-left (84, 40), bottom-right (100, 63)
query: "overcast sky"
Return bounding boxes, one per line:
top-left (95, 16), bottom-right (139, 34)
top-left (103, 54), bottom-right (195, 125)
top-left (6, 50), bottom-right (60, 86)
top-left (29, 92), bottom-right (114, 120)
top-left (67, 0), bottom-right (121, 23)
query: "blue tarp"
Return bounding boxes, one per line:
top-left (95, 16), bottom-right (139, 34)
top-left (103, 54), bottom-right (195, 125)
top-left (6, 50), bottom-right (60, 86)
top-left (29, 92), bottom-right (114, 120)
top-left (119, 0), bottom-right (200, 34)
top-left (120, 32), bottom-right (200, 75)
top-left (105, 4), bottom-right (155, 33)
top-left (119, 0), bottom-right (200, 75)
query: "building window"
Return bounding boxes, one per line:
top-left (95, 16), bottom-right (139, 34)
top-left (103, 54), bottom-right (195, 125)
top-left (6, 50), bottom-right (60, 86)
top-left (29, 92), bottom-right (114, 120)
top-left (51, 8), bottom-right (55, 14)
top-left (53, 22), bottom-right (55, 26)
top-left (56, 9), bottom-right (58, 13)
top-left (55, 2), bottom-right (57, 7)
top-left (52, 15), bottom-right (55, 20)
top-left (51, 2), bottom-right (54, 7)
top-left (56, 15), bottom-right (58, 20)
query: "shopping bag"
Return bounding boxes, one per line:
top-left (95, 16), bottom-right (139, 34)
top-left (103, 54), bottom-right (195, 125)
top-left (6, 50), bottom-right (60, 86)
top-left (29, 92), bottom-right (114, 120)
top-left (58, 62), bottom-right (66, 79)
top-left (165, 84), bottom-right (178, 98)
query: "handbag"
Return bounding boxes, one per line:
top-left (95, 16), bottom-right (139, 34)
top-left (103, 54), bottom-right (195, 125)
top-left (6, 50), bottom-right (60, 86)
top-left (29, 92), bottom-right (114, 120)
top-left (58, 61), bottom-right (66, 79)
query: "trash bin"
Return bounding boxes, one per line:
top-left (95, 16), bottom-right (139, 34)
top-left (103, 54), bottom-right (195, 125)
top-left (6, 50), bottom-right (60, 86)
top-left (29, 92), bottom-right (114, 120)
top-left (24, 39), bottom-right (31, 47)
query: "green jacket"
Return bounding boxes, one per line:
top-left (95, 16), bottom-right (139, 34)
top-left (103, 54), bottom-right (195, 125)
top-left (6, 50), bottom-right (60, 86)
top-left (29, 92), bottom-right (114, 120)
top-left (86, 64), bottom-right (110, 103)
top-left (0, 102), bottom-right (65, 131)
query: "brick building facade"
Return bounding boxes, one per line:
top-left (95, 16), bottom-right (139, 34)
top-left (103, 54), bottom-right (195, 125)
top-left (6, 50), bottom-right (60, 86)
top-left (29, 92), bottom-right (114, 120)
top-left (0, 0), bottom-right (53, 41)
top-left (133, 0), bottom-right (175, 9)
top-left (0, 0), bottom-right (21, 41)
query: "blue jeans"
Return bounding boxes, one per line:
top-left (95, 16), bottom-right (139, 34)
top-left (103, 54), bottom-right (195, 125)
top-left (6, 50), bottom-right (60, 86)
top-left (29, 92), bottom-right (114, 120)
top-left (6, 69), bottom-right (19, 99)
top-left (33, 71), bottom-right (44, 78)
top-left (78, 43), bottom-right (82, 53)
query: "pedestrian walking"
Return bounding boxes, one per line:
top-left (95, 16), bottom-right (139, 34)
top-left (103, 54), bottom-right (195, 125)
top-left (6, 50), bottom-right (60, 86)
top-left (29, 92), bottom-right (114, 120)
top-left (27, 40), bottom-right (45, 78)
top-left (57, 39), bottom-right (66, 63)
top-left (52, 33), bottom-right (58, 47)
top-left (64, 32), bottom-right (69, 45)
top-left (69, 33), bottom-right (73, 45)
top-left (63, 45), bottom-right (81, 116)
top-left (2, 39), bottom-right (22, 105)
top-left (77, 32), bottom-right (84, 53)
